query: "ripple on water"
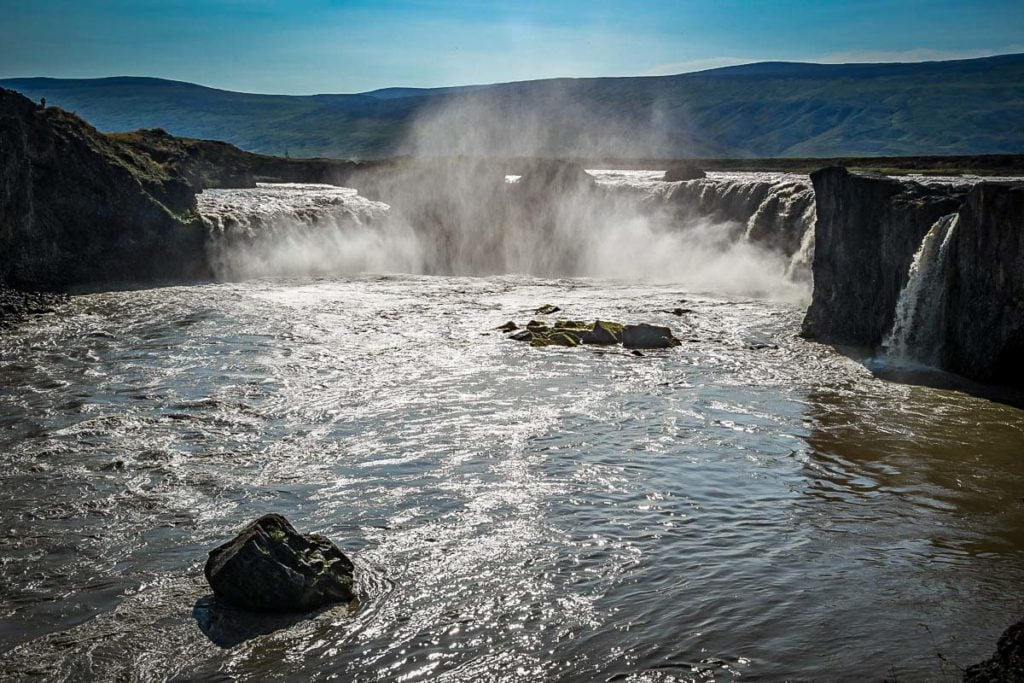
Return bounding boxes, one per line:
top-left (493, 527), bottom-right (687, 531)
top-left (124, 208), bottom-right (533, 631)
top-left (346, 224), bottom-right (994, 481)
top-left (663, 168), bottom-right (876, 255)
top-left (0, 275), bottom-right (1022, 682)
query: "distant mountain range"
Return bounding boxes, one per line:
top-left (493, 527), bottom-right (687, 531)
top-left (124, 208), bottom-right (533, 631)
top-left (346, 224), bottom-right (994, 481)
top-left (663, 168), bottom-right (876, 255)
top-left (3, 54), bottom-right (1024, 160)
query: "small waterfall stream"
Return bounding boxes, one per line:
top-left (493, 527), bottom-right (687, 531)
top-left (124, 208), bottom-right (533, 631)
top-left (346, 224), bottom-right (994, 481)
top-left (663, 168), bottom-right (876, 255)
top-left (883, 213), bottom-right (959, 364)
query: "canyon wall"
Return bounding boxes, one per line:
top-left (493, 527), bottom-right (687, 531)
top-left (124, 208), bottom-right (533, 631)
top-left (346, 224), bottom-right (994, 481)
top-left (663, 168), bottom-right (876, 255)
top-left (803, 166), bottom-right (1024, 387)
top-left (0, 88), bottom-right (209, 288)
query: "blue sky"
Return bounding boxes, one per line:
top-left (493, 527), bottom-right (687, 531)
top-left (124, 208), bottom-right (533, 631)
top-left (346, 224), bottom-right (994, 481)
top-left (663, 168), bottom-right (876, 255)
top-left (2, 0), bottom-right (1022, 94)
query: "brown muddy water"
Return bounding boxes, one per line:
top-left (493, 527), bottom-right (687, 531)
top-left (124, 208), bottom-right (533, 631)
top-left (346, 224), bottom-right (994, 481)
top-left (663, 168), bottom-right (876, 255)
top-left (1, 275), bottom-right (1022, 681)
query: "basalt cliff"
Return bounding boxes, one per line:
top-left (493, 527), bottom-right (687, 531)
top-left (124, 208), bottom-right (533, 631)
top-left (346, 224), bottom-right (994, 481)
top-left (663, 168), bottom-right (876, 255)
top-left (802, 167), bottom-right (1024, 388)
top-left (0, 88), bottom-right (208, 289)
top-left (0, 88), bottom-right (366, 291)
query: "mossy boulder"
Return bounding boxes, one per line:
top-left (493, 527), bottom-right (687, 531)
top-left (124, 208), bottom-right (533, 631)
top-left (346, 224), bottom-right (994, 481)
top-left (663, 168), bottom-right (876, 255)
top-left (503, 318), bottom-right (678, 351)
top-left (579, 320), bottom-right (624, 345)
top-left (204, 514), bottom-right (355, 613)
top-left (530, 331), bottom-right (581, 347)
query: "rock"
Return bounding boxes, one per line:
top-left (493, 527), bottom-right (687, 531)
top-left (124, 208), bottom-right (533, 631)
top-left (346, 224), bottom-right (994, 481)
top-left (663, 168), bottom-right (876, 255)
top-left (802, 166), bottom-right (1024, 388)
top-left (801, 166), bottom-right (966, 348)
top-left (530, 331), bottom-right (580, 348)
top-left (621, 323), bottom-right (681, 349)
top-left (578, 320), bottom-right (624, 345)
top-left (663, 164), bottom-right (706, 182)
top-left (535, 304), bottom-right (561, 315)
top-left (497, 321), bottom-right (518, 332)
top-left (204, 514), bottom-right (355, 613)
top-left (508, 330), bottom-right (533, 342)
top-left (942, 183), bottom-right (1024, 387)
top-left (0, 88), bottom-right (210, 289)
top-left (964, 618), bottom-right (1024, 682)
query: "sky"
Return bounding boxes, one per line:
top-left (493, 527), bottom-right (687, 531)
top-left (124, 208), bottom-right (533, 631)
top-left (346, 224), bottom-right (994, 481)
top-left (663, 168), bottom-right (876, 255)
top-left (2, 0), bottom-right (1023, 94)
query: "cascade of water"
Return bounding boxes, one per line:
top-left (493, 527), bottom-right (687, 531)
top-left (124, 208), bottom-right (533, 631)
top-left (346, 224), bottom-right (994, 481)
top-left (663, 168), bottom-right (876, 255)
top-left (197, 175), bottom-right (817, 301)
top-left (784, 201), bottom-right (817, 283)
top-left (198, 183), bottom-right (418, 280)
top-left (883, 213), bottom-right (959, 364)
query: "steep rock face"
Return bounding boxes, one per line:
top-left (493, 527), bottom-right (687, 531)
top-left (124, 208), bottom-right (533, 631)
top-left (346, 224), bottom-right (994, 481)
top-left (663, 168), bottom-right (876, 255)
top-left (801, 167), bottom-right (966, 346)
top-left (944, 183), bottom-right (1024, 385)
top-left (0, 89), bottom-right (210, 289)
top-left (803, 166), bottom-right (1024, 388)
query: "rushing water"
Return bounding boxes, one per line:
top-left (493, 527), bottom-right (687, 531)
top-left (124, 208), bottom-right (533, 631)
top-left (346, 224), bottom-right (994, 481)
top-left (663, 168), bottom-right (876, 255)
top-left (1, 273), bottom-right (1023, 682)
top-left (884, 214), bottom-right (959, 364)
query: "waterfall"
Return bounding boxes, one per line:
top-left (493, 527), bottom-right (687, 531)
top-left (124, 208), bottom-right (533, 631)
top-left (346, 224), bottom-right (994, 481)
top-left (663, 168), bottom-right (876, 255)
top-left (784, 201), bottom-right (817, 283)
top-left (197, 174), bottom-right (817, 301)
top-left (883, 213), bottom-right (959, 364)
top-left (198, 183), bottom-right (422, 280)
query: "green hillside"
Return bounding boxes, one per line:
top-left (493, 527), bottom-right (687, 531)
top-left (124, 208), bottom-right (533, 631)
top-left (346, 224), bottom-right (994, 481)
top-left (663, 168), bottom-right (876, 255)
top-left (3, 54), bottom-right (1023, 160)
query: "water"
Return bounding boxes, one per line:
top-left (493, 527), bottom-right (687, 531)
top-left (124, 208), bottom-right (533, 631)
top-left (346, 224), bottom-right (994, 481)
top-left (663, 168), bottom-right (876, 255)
top-left (2, 274), bottom-right (1023, 681)
top-left (884, 214), bottom-right (959, 364)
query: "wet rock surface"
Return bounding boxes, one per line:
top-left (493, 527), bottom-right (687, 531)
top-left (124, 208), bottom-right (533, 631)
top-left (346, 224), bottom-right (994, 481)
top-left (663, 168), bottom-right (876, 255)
top-left (803, 166), bottom-right (1024, 388)
top-left (621, 323), bottom-right (682, 349)
top-left (502, 316), bottom-right (680, 350)
top-left (204, 514), bottom-right (355, 613)
top-left (964, 619), bottom-right (1024, 682)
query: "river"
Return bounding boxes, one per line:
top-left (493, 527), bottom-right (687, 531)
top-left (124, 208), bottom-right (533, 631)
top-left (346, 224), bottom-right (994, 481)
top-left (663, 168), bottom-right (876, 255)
top-left (2, 270), bottom-right (1022, 681)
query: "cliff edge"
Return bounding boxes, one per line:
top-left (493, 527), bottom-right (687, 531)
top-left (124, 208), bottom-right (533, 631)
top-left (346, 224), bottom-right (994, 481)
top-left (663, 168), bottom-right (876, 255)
top-left (0, 88), bottom-right (210, 288)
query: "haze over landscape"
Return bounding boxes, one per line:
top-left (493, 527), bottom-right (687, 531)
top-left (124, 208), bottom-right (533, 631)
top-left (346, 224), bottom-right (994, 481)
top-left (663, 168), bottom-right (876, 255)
top-left (2, 2), bottom-right (1024, 682)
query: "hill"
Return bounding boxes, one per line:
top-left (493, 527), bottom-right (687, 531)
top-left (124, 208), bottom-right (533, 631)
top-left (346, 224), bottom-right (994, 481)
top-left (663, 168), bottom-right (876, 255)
top-left (3, 54), bottom-right (1024, 160)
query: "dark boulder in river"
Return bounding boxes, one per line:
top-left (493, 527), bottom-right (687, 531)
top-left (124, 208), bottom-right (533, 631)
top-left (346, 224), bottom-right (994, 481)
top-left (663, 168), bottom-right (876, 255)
top-left (204, 514), bottom-right (355, 613)
top-left (622, 323), bottom-right (682, 349)
top-left (964, 618), bottom-right (1024, 682)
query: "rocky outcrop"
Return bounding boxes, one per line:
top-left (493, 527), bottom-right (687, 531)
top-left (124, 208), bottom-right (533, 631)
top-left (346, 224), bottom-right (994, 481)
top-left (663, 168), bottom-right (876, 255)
top-left (204, 514), bottom-right (355, 613)
top-left (503, 318), bottom-right (681, 350)
top-left (943, 183), bottom-right (1024, 385)
top-left (0, 88), bottom-right (210, 289)
top-left (803, 166), bottom-right (1024, 388)
top-left (964, 618), bottom-right (1024, 682)
top-left (801, 167), bottom-right (966, 347)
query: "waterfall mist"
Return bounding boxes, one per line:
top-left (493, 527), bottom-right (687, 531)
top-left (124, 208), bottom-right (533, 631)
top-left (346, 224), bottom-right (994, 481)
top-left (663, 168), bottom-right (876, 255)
top-left (198, 90), bottom-right (816, 303)
top-left (199, 184), bottom-right (424, 280)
